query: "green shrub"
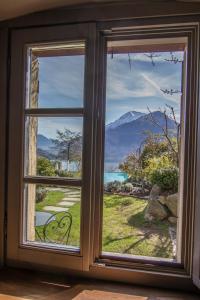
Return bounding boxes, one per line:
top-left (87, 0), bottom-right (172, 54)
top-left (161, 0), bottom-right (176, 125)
top-left (55, 169), bottom-right (74, 177)
top-left (104, 181), bottom-right (122, 193)
top-left (122, 183), bottom-right (133, 193)
top-left (37, 157), bottom-right (56, 176)
top-left (36, 186), bottom-right (47, 203)
top-left (149, 167), bottom-right (178, 192)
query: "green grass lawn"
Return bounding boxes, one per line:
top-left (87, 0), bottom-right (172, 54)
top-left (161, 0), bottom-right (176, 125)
top-left (35, 190), bottom-right (173, 259)
top-left (103, 194), bottom-right (172, 258)
top-left (35, 189), bottom-right (81, 247)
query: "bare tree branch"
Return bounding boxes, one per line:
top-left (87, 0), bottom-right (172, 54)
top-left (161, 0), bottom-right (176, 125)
top-left (147, 107), bottom-right (179, 166)
top-left (164, 52), bottom-right (183, 64)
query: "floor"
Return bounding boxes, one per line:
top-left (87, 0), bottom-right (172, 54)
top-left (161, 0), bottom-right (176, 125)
top-left (0, 269), bottom-right (199, 300)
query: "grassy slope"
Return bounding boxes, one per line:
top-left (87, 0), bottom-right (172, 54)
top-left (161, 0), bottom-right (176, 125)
top-left (103, 194), bottom-right (172, 258)
top-left (35, 191), bottom-right (173, 258)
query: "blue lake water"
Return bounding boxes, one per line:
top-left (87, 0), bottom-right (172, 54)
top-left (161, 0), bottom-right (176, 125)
top-left (104, 172), bottom-right (128, 183)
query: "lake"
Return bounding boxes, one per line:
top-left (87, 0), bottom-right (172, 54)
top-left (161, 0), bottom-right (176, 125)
top-left (104, 172), bottom-right (128, 183)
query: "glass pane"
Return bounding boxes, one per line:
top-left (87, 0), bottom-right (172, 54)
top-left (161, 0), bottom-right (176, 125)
top-left (26, 42), bottom-right (85, 108)
top-left (24, 184), bottom-right (81, 249)
top-left (25, 117), bottom-right (83, 179)
top-left (102, 39), bottom-right (185, 261)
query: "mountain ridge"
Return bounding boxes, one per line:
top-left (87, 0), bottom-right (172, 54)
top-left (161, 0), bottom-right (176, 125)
top-left (105, 110), bottom-right (177, 170)
top-left (106, 110), bottom-right (145, 130)
top-left (36, 110), bottom-right (178, 170)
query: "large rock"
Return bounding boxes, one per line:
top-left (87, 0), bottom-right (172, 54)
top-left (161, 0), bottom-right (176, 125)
top-left (158, 195), bottom-right (167, 205)
top-left (168, 216), bottom-right (177, 225)
top-left (165, 193), bottom-right (178, 217)
top-left (149, 184), bottom-right (161, 200)
top-left (145, 199), bottom-right (168, 221)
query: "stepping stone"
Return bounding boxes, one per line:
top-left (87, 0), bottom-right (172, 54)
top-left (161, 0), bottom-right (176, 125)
top-left (65, 190), bottom-right (80, 195)
top-left (43, 206), bottom-right (69, 212)
top-left (63, 197), bottom-right (80, 201)
top-left (59, 201), bottom-right (76, 206)
top-left (49, 188), bottom-right (72, 192)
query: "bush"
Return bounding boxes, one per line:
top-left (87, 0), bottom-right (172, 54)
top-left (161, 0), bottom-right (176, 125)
top-left (36, 186), bottom-right (47, 203)
top-left (121, 183), bottom-right (133, 193)
top-left (55, 170), bottom-right (74, 177)
top-left (37, 157), bottom-right (56, 176)
top-left (144, 154), bottom-right (179, 192)
top-left (104, 181), bottom-right (122, 193)
top-left (149, 167), bottom-right (178, 192)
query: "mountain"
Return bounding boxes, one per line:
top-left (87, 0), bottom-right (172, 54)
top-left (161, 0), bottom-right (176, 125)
top-left (106, 111), bottom-right (145, 130)
top-left (37, 134), bottom-right (57, 159)
top-left (105, 111), bottom-right (177, 170)
top-left (37, 134), bottom-right (54, 150)
top-left (37, 148), bottom-right (56, 160)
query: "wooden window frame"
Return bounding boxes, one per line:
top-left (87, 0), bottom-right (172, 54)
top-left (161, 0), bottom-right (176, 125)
top-left (6, 23), bottom-right (96, 272)
top-left (90, 21), bottom-right (200, 288)
top-left (0, 29), bottom-right (8, 267)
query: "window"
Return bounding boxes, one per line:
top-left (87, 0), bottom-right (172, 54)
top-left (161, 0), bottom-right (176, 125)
top-left (102, 39), bottom-right (185, 262)
top-left (6, 21), bottom-right (200, 288)
top-left (7, 23), bottom-right (95, 271)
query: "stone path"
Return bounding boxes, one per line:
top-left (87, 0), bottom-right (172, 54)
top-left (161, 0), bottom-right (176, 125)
top-left (43, 188), bottom-right (80, 213)
top-left (43, 206), bottom-right (69, 212)
top-left (59, 201), bottom-right (76, 206)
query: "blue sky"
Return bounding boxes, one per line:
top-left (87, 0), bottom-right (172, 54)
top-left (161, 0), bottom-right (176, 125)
top-left (36, 51), bottom-right (183, 138)
top-left (106, 51), bottom-right (183, 124)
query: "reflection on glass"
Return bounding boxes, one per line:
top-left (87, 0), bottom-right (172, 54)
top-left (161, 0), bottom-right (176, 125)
top-left (25, 117), bottom-right (83, 179)
top-left (102, 40), bottom-right (185, 261)
top-left (25, 184), bottom-right (81, 249)
top-left (26, 42), bottom-right (85, 108)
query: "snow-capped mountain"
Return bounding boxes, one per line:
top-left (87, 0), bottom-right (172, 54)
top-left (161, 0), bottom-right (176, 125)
top-left (106, 111), bottom-right (146, 130)
top-left (105, 111), bottom-right (177, 170)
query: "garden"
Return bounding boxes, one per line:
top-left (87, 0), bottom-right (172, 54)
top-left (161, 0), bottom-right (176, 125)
top-left (34, 106), bottom-right (179, 259)
top-left (35, 188), bottom-right (174, 258)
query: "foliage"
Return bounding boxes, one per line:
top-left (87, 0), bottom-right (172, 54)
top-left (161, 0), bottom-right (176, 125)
top-left (144, 154), bottom-right (173, 177)
top-left (37, 157), bottom-right (56, 176)
top-left (149, 167), bottom-right (178, 192)
top-left (121, 183), bottom-right (133, 193)
top-left (119, 152), bottom-right (144, 184)
top-left (53, 129), bottom-right (82, 172)
top-left (119, 128), bottom-right (179, 192)
top-left (143, 154), bottom-right (178, 192)
top-left (104, 180), bottom-right (122, 193)
top-left (55, 169), bottom-right (74, 177)
top-left (36, 186), bottom-right (47, 203)
top-left (140, 135), bottom-right (169, 168)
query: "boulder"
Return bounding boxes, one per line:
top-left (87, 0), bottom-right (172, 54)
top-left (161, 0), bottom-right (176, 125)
top-left (168, 216), bottom-right (177, 225)
top-left (158, 195), bottom-right (167, 205)
top-left (145, 199), bottom-right (168, 221)
top-left (165, 193), bottom-right (178, 217)
top-left (149, 184), bottom-right (161, 200)
top-left (131, 187), bottom-right (149, 196)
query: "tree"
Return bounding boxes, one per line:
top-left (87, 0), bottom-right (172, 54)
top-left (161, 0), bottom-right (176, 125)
top-left (119, 130), bottom-right (178, 191)
top-left (37, 157), bottom-right (56, 176)
top-left (139, 133), bottom-right (170, 169)
top-left (146, 105), bottom-right (180, 167)
top-left (53, 129), bottom-right (82, 172)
